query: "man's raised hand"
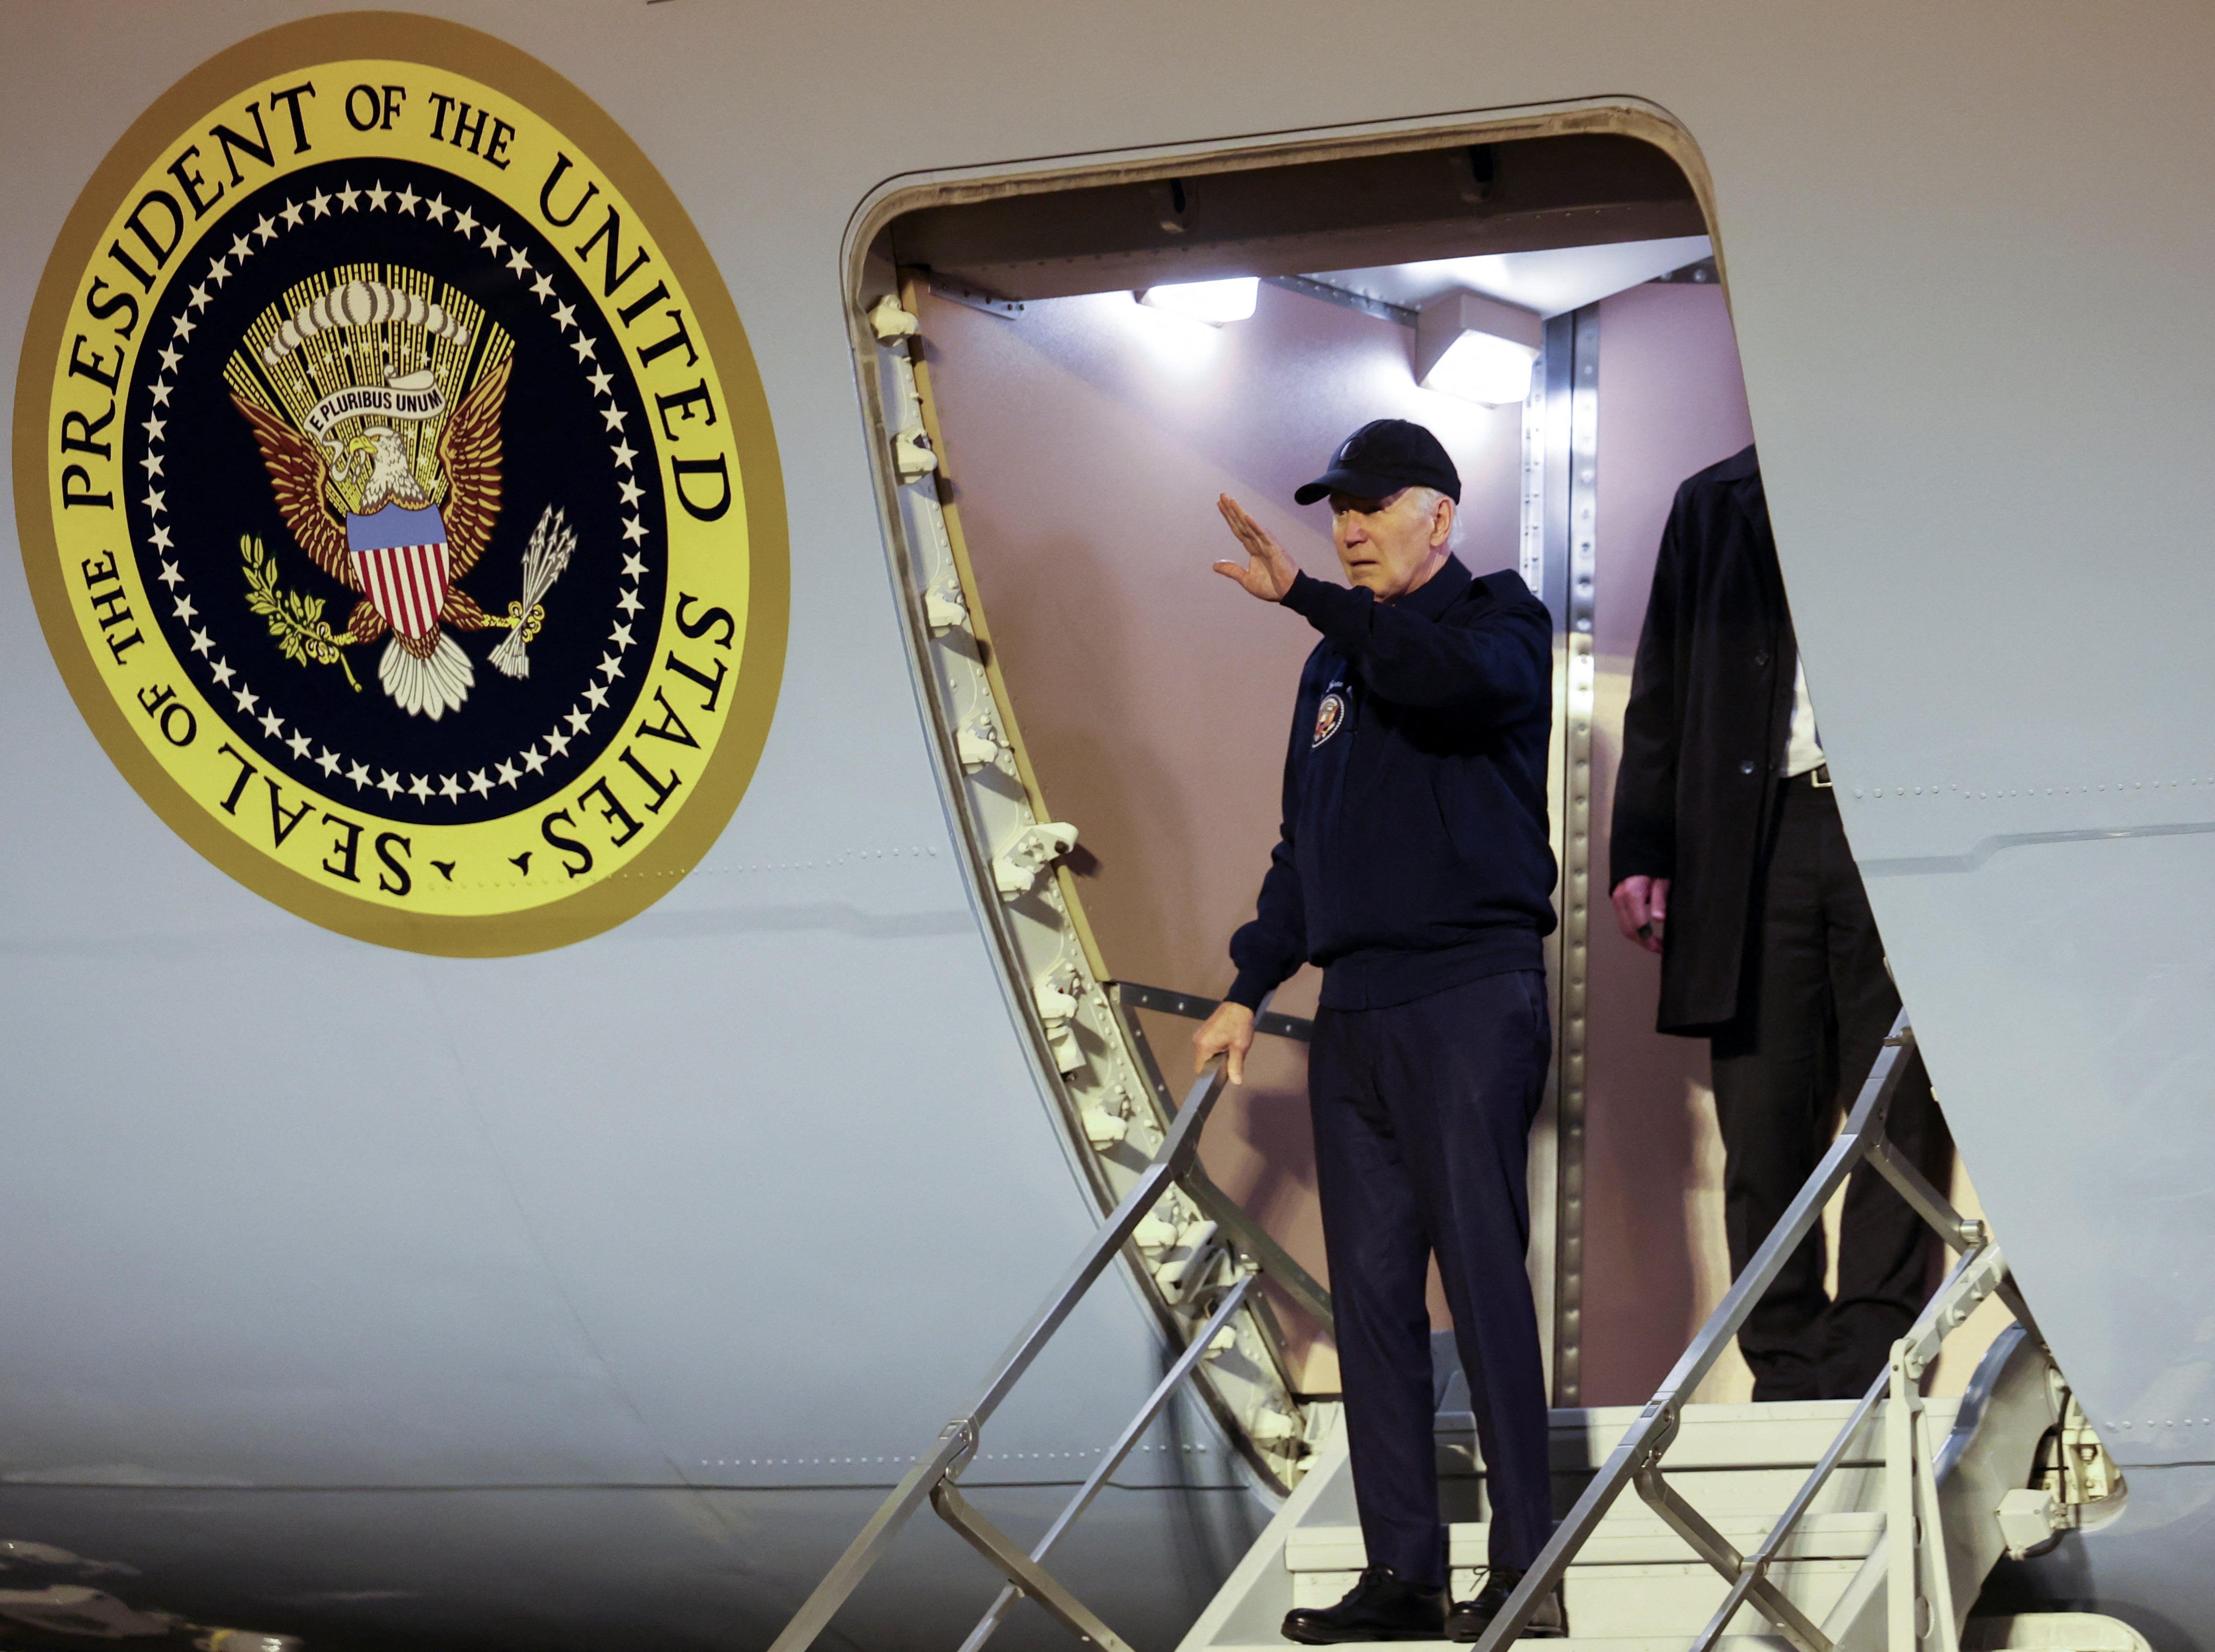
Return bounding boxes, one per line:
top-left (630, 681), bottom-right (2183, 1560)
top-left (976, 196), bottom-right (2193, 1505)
top-left (1214, 494), bottom-right (1300, 601)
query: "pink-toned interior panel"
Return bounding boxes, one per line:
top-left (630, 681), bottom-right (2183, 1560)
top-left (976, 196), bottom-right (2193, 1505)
top-left (921, 274), bottom-right (1998, 1401)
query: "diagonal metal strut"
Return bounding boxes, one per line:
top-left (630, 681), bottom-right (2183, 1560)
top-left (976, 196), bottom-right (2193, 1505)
top-left (765, 1057), bottom-right (1232, 1652)
top-left (1469, 1012), bottom-right (1922, 1652)
top-left (956, 1274), bottom-right (1257, 1652)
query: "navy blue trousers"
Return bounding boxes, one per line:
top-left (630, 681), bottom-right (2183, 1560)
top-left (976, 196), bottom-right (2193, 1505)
top-left (1310, 970), bottom-right (1554, 1587)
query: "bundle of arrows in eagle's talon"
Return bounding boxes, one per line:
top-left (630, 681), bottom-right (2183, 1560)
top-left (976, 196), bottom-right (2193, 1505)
top-left (490, 504), bottom-right (577, 680)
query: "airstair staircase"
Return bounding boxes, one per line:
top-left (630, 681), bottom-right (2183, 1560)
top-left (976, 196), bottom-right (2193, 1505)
top-left (1237, 1399), bottom-right (1948, 1644)
top-left (769, 1012), bottom-right (2143, 1652)
top-left (1177, 1329), bottom-right (2139, 1652)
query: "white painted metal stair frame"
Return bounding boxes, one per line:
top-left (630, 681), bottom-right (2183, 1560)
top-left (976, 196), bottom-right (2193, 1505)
top-left (1177, 1330), bottom-right (2139, 1652)
top-left (1178, 1019), bottom-right (2138, 1652)
top-left (1300, 1400), bottom-right (1945, 1634)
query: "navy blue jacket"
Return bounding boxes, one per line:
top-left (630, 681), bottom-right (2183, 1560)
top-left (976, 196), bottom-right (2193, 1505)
top-left (1227, 557), bottom-right (1558, 1013)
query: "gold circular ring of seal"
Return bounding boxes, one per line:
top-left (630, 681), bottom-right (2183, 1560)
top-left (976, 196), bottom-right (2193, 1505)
top-left (16, 15), bottom-right (788, 956)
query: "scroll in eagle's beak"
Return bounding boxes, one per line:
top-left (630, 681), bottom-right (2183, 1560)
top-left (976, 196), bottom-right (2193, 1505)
top-left (347, 435), bottom-right (376, 455)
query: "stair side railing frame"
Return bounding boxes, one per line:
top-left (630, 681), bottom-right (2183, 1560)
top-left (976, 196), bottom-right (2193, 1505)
top-left (952, 1270), bottom-right (1260, 1652)
top-left (768, 989), bottom-right (1335, 1652)
top-left (765, 1057), bottom-right (1230, 1652)
top-left (1473, 1012), bottom-right (2038, 1652)
top-left (1109, 982), bottom-right (1336, 1351)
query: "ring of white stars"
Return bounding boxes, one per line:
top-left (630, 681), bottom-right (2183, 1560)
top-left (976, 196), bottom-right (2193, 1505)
top-left (144, 173), bottom-right (654, 821)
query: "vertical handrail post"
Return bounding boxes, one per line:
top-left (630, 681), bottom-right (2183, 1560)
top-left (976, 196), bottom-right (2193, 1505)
top-left (1886, 1340), bottom-right (1919, 1649)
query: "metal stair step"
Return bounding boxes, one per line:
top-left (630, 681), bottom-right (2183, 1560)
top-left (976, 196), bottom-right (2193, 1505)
top-left (1286, 1511), bottom-right (1884, 1571)
top-left (1286, 1558), bottom-right (1865, 1636)
top-left (1205, 1616), bottom-right (2154, 1652)
top-left (1434, 1400), bottom-right (1964, 1473)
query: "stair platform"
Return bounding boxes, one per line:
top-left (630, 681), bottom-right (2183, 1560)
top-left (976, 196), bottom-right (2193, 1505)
top-left (1174, 1375), bottom-right (2097, 1652)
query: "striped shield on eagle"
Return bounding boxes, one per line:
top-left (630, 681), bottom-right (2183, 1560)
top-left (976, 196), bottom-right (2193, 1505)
top-left (347, 503), bottom-right (452, 643)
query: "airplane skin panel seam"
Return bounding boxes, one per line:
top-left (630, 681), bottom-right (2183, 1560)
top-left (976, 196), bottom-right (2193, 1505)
top-left (1860, 818), bottom-right (2215, 878)
top-left (0, 1478), bottom-right (1276, 1495)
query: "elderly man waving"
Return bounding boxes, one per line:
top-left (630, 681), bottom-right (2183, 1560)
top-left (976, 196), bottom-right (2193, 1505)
top-left (1193, 419), bottom-right (1564, 1641)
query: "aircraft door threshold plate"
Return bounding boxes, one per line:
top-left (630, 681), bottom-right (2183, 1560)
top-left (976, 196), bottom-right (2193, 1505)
top-left (1470, 1014), bottom-right (2122, 1652)
top-left (856, 284), bottom-right (1317, 1462)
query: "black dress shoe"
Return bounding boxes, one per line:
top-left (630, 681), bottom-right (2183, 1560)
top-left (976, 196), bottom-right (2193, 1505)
top-left (1445, 1568), bottom-right (1566, 1641)
top-left (1282, 1565), bottom-right (1448, 1644)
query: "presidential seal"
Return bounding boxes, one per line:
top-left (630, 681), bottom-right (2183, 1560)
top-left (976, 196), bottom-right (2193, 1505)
top-left (17, 17), bottom-right (787, 954)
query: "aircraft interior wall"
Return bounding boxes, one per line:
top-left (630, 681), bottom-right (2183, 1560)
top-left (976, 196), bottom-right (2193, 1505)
top-left (918, 251), bottom-right (2011, 1411)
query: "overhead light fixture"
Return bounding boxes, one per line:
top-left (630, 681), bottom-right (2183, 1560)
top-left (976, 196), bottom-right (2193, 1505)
top-left (1415, 289), bottom-right (1543, 406)
top-left (1137, 276), bottom-right (1259, 325)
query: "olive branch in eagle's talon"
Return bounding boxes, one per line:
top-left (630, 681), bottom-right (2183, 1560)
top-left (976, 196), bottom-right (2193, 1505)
top-left (487, 504), bottom-right (577, 680)
top-left (241, 533), bottom-right (361, 692)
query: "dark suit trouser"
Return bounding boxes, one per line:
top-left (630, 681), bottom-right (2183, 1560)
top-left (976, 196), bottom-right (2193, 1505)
top-left (1310, 970), bottom-right (1553, 1587)
top-left (1709, 776), bottom-right (1950, 1402)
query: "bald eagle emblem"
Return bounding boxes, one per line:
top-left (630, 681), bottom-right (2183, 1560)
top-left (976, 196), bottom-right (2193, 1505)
top-left (1313, 691), bottom-right (1346, 747)
top-left (225, 273), bottom-right (573, 718)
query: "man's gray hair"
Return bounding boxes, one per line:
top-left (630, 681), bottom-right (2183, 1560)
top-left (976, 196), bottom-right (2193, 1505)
top-left (1402, 486), bottom-right (1465, 549)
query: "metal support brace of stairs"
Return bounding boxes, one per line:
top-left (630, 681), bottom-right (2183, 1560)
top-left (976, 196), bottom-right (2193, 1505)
top-left (770, 1002), bottom-right (2138, 1652)
top-left (1175, 1013), bottom-right (2136, 1652)
top-left (765, 987), bottom-right (1330, 1652)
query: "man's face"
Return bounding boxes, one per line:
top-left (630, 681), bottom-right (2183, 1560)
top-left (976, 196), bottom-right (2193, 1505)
top-left (1328, 487), bottom-right (1453, 601)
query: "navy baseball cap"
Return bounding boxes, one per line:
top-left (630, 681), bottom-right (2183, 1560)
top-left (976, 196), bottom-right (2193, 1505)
top-left (1294, 419), bottom-right (1461, 506)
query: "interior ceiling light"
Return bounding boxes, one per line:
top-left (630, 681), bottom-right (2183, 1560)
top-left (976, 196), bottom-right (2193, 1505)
top-left (1415, 289), bottom-right (1543, 407)
top-left (1137, 276), bottom-right (1259, 325)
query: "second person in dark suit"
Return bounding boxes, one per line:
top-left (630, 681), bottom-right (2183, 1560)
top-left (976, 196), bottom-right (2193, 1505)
top-left (1609, 444), bottom-right (1947, 1401)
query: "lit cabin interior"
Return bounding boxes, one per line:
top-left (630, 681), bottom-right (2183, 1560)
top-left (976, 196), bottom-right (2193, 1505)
top-left (874, 132), bottom-right (2004, 1408)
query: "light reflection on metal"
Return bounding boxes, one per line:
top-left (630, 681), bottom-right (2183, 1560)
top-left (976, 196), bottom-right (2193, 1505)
top-left (1554, 303), bottom-right (1601, 1408)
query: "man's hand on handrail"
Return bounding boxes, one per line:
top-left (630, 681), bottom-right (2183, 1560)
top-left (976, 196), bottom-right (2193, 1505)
top-left (1611, 874), bottom-right (1669, 955)
top-left (1193, 1000), bottom-right (1256, 1087)
top-left (1213, 495), bottom-right (1300, 602)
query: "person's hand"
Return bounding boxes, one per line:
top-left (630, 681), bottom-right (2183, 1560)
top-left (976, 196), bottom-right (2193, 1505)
top-left (1611, 875), bottom-right (1669, 954)
top-left (1213, 494), bottom-right (1300, 601)
top-left (1193, 1001), bottom-right (1257, 1086)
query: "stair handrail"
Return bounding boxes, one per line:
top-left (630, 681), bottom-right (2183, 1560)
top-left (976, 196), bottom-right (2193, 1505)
top-left (1683, 1212), bottom-right (2018, 1648)
top-left (770, 971), bottom-right (1344, 1652)
top-left (1108, 981), bottom-right (1335, 1338)
top-left (953, 1270), bottom-right (1258, 1652)
top-left (1473, 1009), bottom-right (2033, 1652)
top-left (764, 1054), bottom-right (1231, 1652)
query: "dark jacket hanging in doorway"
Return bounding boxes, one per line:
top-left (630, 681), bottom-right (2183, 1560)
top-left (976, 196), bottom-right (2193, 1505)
top-left (1611, 445), bottom-right (1806, 1034)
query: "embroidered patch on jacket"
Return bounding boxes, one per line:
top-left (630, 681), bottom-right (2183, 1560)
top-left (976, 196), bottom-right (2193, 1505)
top-left (1312, 692), bottom-right (1345, 747)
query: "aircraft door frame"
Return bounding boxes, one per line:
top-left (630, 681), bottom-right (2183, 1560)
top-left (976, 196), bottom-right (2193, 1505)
top-left (839, 96), bottom-right (1721, 1461)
